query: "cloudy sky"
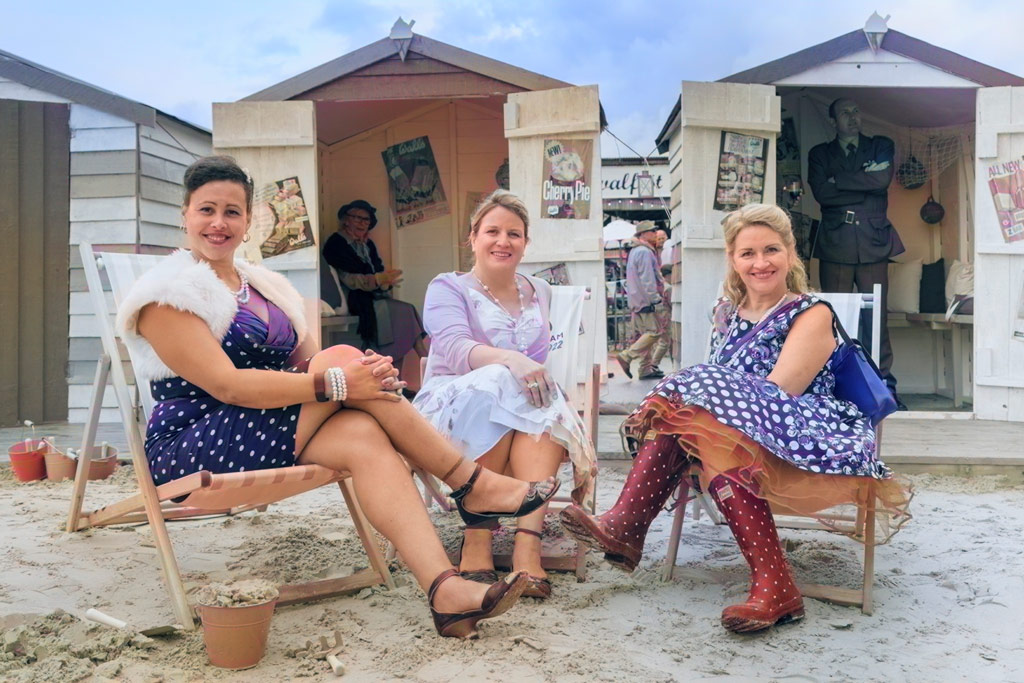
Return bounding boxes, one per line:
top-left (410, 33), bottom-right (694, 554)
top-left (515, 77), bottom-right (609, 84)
top-left (2, 1), bottom-right (1020, 155)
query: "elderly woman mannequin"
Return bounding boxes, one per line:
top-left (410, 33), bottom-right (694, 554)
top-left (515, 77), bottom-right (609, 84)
top-left (561, 204), bottom-right (909, 633)
top-left (118, 157), bottom-right (561, 638)
top-left (322, 200), bottom-right (428, 366)
top-left (413, 190), bottom-right (596, 599)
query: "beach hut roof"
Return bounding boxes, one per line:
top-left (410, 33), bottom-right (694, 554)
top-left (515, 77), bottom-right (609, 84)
top-left (0, 48), bottom-right (208, 132)
top-left (655, 25), bottom-right (1024, 152)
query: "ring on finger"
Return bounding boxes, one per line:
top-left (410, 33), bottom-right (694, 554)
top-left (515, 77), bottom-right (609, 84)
top-left (527, 381), bottom-right (540, 389)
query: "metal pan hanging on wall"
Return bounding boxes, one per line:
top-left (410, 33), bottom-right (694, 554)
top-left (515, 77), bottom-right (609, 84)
top-left (920, 195), bottom-right (945, 224)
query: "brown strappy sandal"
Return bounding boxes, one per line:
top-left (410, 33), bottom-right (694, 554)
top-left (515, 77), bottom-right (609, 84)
top-left (447, 463), bottom-right (560, 527)
top-left (514, 528), bottom-right (553, 599)
top-left (428, 568), bottom-right (528, 639)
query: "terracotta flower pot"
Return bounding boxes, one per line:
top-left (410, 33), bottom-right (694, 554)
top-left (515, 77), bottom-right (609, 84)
top-left (197, 599), bottom-right (277, 670)
top-left (8, 440), bottom-right (47, 482)
top-left (87, 451), bottom-right (119, 481)
top-left (44, 451), bottom-right (77, 482)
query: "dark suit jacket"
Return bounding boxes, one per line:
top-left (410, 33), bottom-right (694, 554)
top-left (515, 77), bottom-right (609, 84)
top-left (807, 134), bottom-right (905, 264)
top-left (322, 232), bottom-right (385, 341)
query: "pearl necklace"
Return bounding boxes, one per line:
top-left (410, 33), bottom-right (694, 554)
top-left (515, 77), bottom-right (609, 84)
top-left (712, 291), bottom-right (791, 364)
top-left (472, 269), bottom-right (524, 321)
top-left (233, 269), bottom-right (251, 304)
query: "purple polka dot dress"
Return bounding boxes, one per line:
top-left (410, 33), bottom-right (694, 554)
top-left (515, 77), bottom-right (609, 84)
top-left (144, 292), bottom-right (301, 486)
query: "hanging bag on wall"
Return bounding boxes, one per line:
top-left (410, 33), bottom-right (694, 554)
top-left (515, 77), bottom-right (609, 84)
top-left (818, 301), bottom-right (898, 426)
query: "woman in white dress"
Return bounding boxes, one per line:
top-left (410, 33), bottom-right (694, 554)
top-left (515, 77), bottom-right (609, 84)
top-left (414, 190), bottom-right (596, 599)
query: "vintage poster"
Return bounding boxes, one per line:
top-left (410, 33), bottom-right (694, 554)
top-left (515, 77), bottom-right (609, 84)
top-left (713, 131), bottom-right (768, 212)
top-left (986, 157), bottom-right (1024, 243)
top-left (541, 139), bottom-right (593, 219)
top-left (458, 190), bottom-right (487, 272)
top-left (381, 136), bottom-right (449, 228)
top-left (241, 176), bottom-right (315, 262)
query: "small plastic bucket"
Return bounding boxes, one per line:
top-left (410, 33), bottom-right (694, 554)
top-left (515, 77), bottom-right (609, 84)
top-left (8, 440), bottom-right (47, 482)
top-left (197, 599), bottom-right (277, 670)
top-left (44, 451), bottom-right (77, 482)
top-left (87, 450), bottom-right (119, 480)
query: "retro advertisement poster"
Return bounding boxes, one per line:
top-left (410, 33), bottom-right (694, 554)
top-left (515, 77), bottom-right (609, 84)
top-left (986, 157), bottom-right (1024, 243)
top-left (381, 136), bottom-right (449, 228)
top-left (541, 139), bottom-right (593, 219)
top-left (241, 176), bottom-right (315, 262)
top-left (713, 131), bottom-right (768, 212)
top-left (458, 190), bottom-right (487, 272)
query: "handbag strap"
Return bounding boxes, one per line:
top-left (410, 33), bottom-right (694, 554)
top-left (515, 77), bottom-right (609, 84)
top-left (715, 298), bottom-right (804, 364)
top-left (813, 299), bottom-right (857, 346)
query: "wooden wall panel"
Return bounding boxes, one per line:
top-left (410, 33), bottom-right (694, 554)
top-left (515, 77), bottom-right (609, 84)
top-left (0, 100), bottom-right (70, 425)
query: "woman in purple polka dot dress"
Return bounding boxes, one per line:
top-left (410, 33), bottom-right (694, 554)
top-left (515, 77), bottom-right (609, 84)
top-left (562, 204), bottom-right (910, 633)
top-left (116, 156), bottom-right (563, 639)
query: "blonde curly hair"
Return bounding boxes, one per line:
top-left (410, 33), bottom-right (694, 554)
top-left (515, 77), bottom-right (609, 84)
top-left (721, 203), bottom-right (809, 306)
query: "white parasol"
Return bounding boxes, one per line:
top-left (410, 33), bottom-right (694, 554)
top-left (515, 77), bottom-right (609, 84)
top-left (603, 219), bottom-right (636, 244)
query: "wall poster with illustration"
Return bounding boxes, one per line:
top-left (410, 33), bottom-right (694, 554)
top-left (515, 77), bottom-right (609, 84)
top-left (381, 136), bottom-right (450, 228)
top-left (986, 156), bottom-right (1024, 244)
top-left (241, 176), bottom-right (315, 262)
top-left (713, 131), bottom-right (768, 212)
top-left (541, 139), bottom-right (593, 219)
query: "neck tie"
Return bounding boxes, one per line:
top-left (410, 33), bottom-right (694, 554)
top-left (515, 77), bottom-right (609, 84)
top-left (846, 143), bottom-right (856, 157)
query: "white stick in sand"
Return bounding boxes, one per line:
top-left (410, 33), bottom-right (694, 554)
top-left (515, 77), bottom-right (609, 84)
top-left (84, 609), bottom-right (127, 629)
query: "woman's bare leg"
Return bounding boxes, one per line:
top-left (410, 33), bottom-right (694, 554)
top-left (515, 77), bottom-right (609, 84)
top-left (344, 398), bottom-right (546, 515)
top-left (459, 432), bottom-right (514, 575)
top-left (508, 432), bottom-right (565, 578)
top-left (297, 409), bottom-right (489, 613)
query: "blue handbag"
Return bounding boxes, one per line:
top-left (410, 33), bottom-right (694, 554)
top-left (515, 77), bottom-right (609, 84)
top-left (820, 301), bottom-right (898, 426)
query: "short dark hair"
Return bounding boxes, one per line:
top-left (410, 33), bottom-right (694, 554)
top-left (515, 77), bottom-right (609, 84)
top-left (183, 155), bottom-right (253, 213)
top-left (827, 98), bottom-right (857, 121)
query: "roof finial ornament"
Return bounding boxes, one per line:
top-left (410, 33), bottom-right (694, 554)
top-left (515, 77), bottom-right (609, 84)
top-left (863, 11), bottom-right (890, 53)
top-left (390, 17), bottom-right (416, 61)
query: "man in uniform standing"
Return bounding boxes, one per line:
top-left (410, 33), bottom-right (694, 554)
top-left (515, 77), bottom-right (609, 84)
top-left (616, 222), bottom-right (669, 380)
top-left (808, 97), bottom-right (905, 407)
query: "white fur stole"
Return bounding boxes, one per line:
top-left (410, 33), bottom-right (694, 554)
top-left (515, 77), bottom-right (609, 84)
top-left (115, 250), bottom-right (307, 383)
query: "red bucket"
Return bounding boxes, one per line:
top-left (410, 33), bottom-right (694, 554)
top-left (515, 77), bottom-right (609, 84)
top-left (8, 440), bottom-right (47, 482)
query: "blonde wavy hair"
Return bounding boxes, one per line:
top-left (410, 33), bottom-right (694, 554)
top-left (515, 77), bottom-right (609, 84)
top-left (468, 189), bottom-right (530, 242)
top-left (721, 203), bottom-right (809, 306)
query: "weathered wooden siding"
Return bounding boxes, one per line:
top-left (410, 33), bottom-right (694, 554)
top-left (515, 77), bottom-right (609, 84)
top-left (66, 109), bottom-right (210, 423)
top-left (0, 100), bottom-right (70, 426)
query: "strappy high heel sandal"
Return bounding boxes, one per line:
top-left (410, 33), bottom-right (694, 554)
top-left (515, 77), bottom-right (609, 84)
top-left (514, 528), bottom-right (552, 599)
top-left (428, 568), bottom-right (528, 639)
top-left (448, 463), bottom-right (560, 527)
top-left (459, 521), bottom-right (499, 585)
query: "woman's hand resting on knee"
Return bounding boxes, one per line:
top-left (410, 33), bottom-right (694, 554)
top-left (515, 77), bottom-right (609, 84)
top-left (503, 352), bottom-right (557, 408)
top-left (335, 350), bottom-right (407, 402)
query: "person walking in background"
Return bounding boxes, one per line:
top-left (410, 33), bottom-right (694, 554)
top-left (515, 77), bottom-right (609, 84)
top-left (808, 97), bottom-right (905, 408)
top-left (616, 222), bottom-right (669, 380)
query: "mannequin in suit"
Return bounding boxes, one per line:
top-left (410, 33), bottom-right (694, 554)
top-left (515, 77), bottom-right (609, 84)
top-left (808, 98), bottom-right (905, 406)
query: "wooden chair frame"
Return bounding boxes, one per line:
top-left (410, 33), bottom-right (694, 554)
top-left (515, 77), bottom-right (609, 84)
top-left (66, 244), bottom-right (394, 631)
top-left (661, 286), bottom-right (888, 614)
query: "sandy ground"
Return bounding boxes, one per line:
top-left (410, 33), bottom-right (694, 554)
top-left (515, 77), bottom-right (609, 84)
top-left (1, 462), bottom-right (1023, 683)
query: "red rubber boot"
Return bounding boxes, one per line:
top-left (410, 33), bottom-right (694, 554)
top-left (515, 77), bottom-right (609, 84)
top-left (561, 434), bottom-right (687, 571)
top-left (708, 473), bottom-right (805, 633)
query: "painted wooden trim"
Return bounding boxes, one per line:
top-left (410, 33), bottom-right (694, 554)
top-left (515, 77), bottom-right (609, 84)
top-left (69, 126), bottom-right (138, 153)
top-left (505, 120), bottom-right (601, 138)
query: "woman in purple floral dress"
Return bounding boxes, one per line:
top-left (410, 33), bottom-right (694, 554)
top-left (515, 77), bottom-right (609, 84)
top-left (562, 204), bottom-right (910, 633)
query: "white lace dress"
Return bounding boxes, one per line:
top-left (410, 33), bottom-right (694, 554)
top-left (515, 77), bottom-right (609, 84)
top-left (413, 289), bottom-right (596, 507)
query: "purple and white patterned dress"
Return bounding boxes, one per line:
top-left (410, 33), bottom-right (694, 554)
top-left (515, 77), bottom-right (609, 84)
top-left (645, 294), bottom-right (888, 478)
top-left (144, 290), bottom-right (301, 486)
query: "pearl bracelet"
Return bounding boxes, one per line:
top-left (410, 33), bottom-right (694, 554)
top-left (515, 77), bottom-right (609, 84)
top-left (325, 366), bottom-right (347, 402)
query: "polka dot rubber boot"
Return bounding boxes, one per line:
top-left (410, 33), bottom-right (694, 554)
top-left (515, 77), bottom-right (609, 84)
top-left (561, 434), bottom-right (686, 571)
top-left (708, 473), bottom-right (805, 633)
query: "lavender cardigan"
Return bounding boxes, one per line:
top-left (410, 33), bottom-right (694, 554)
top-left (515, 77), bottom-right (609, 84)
top-left (421, 272), bottom-right (553, 383)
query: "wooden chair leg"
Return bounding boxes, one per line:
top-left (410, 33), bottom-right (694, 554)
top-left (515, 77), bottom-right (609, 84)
top-left (66, 355), bottom-right (110, 532)
top-left (861, 496), bottom-right (876, 615)
top-left (338, 479), bottom-right (396, 590)
top-left (662, 481), bottom-right (689, 582)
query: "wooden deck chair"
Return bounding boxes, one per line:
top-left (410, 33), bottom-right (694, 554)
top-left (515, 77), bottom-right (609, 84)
top-left (491, 284), bottom-right (599, 581)
top-left (662, 285), bottom-right (891, 614)
top-left (66, 244), bottom-right (394, 631)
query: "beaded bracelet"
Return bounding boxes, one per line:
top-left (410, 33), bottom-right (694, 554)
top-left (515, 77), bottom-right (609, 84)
top-left (325, 366), bottom-right (348, 402)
